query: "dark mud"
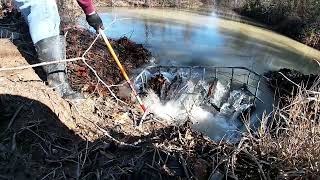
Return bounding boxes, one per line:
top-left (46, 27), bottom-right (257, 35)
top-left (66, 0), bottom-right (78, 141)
top-left (265, 68), bottom-right (319, 97)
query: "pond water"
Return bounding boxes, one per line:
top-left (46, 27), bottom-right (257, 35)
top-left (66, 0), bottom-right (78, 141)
top-left (94, 7), bottom-right (320, 142)
top-left (97, 8), bottom-right (320, 74)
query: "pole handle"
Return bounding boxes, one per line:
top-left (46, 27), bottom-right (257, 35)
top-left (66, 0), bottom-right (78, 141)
top-left (99, 29), bottom-right (147, 112)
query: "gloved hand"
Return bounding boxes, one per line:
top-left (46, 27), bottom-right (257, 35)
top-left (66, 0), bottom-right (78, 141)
top-left (86, 12), bottom-right (104, 32)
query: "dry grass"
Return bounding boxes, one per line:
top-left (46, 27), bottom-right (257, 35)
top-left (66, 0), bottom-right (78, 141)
top-left (252, 77), bottom-right (320, 178)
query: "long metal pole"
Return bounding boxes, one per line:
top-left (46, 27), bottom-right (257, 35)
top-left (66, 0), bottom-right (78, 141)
top-left (99, 29), bottom-right (146, 112)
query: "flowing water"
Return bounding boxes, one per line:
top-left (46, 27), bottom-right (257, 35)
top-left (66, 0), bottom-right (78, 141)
top-left (94, 7), bottom-right (320, 141)
top-left (134, 66), bottom-right (258, 142)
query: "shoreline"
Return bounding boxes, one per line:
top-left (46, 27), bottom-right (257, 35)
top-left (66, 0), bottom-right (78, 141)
top-left (93, 0), bottom-right (320, 51)
top-left (96, 7), bottom-right (320, 65)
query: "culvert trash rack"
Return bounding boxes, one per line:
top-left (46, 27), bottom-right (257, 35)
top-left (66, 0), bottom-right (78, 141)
top-left (134, 65), bottom-right (264, 104)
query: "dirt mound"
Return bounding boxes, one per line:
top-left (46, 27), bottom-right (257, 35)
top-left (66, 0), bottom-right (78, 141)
top-left (65, 28), bottom-right (151, 96)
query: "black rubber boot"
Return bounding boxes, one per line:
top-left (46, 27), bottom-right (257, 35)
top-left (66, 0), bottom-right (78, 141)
top-left (47, 72), bottom-right (84, 100)
top-left (35, 35), bottom-right (84, 100)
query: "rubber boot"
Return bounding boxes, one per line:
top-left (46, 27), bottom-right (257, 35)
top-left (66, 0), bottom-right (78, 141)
top-left (35, 35), bottom-right (84, 100)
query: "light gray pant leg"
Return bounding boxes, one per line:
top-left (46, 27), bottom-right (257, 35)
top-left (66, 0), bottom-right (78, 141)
top-left (13, 0), bottom-right (60, 43)
top-left (13, 0), bottom-right (66, 74)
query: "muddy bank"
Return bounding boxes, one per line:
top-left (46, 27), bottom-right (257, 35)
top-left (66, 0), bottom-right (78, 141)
top-left (235, 12), bottom-right (320, 51)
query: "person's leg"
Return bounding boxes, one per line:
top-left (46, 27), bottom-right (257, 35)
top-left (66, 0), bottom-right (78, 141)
top-left (13, 0), bottom-right (83, 100)
top-left (13, 0), bottom-right (60, 43)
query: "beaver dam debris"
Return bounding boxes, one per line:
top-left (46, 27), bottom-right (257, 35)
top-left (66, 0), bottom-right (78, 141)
top-left (265, 68), bottom-right (319, 96)
top-left (65, 28), bottom-right (151, 96)
top-left (135, 66), bottom-right (262, 141)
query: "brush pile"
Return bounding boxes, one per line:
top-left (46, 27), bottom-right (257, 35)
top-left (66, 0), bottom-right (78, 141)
top-left (255, 70), bottom-right (320, 178)
top-left (1, 76), bottom-right (319, 179)
top-left (65, 28), bottom-right (151, 96)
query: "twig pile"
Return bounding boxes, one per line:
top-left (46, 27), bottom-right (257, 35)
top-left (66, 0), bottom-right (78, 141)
top-left (65, 28), bottom-right (151, 96)
top-left (265, 68), bottom-right (318, 97)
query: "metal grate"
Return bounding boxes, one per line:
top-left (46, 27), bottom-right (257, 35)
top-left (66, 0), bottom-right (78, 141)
top-left (134, 65), bottom-right (263, 104)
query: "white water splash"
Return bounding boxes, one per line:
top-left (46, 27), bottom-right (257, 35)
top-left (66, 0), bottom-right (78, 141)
top-left (143, 81), bottom-right (253, 141)
top-left (210, 81), bottom-right (230, 108)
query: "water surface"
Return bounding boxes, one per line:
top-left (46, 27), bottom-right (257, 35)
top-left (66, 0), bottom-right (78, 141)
top-left (98, 8), bottom-right (320, 74)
